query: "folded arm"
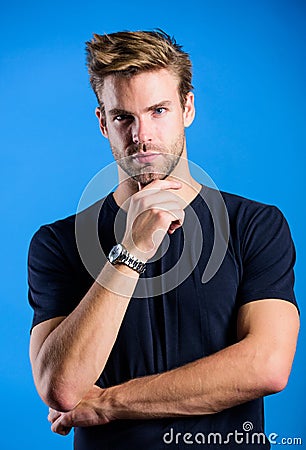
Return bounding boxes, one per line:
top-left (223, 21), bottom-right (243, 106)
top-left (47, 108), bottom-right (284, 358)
top-left (49, 299), bottom-right (299, 435)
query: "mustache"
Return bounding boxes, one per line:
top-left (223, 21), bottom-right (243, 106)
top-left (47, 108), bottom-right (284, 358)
top-left (126, 143), bottom-right (164, 156)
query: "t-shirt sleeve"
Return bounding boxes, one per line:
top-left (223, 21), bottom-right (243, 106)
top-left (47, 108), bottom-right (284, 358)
top-left (28, 225), bottom-right (79, 331)
top-left (237, 205), bottom-right (298, 311)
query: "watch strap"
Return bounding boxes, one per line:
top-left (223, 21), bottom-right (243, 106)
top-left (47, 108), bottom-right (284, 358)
top-left (109, 244), bottom-right (146, 274)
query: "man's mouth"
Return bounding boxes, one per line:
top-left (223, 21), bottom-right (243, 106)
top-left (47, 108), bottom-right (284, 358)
top-left (132, 153), bottom-right (161, 164)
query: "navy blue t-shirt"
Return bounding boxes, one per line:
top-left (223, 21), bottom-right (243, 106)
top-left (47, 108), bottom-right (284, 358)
top-left (28, 186), bottom-right (297, 449)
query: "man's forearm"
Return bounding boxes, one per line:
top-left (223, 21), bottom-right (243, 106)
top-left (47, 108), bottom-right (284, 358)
top-left (49, 332), bottom-right (286, 434)
top-left (31, 262), bottom-right (139, 411)
top-left (103, 300), bottom-right (299, 421)
top-left (104, 335), bottom-right (277, 420)
top-left (50, 300), bottom-right (299, 434)
top-left (99, 299), bottom-right (297, 422)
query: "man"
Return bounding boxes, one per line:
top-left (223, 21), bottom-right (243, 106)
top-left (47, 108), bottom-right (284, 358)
top-left (28, 30), bottom-right (299, 449)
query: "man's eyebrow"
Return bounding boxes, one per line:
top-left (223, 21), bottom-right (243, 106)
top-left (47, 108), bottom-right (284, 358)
top-left (146, 101), bottom-right (172, 112)
top-left (108, 108), bottom-right (131, 116)
top-left (108, 101), bottom-right (173, 117)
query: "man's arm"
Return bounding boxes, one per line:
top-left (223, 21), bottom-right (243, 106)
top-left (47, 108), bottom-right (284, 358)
top-left (30, 261), bottom-right (139, 412)
top-left (49, 299), bottom-right (299, 434)
top-left (30, 180), bottom-right (184, 412)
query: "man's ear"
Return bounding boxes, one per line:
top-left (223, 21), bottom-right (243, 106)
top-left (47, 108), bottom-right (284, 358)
top-left (95, 106), bottom-right (108, 138)
top-left (183, 92), bottom-right (195, 128)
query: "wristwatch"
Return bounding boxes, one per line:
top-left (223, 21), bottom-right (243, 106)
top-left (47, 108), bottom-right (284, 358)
top-left (108, 243), bottom-right (146, 274)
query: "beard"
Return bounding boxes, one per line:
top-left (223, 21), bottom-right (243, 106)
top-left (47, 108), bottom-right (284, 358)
top-left (110, 133), bottom-right (185, 186)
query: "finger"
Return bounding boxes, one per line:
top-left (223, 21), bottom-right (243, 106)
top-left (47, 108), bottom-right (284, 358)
top-left (134, 190), bottom-right (185, 211)
top-left (167, 209), bottom-right (185, 234)
top-left (48, 409), bottom-right (62, 423)
top-left (139, 179), bottom-right (182, 192)
top-left (51, 415), bottom-right (72, 436)
top-left (135, 189), bottom-right (182, 205)
top-left (166, 208), bottom-right (185, 225)
top-left (168, 221), bottom-right (182, 235)
top-left (144, 201), bottom-right (184, 214)
top-left (53, 424), bottom-right (72, 436)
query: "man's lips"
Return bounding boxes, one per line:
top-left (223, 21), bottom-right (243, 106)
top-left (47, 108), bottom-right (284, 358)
top-left (132, 153), bottom-right (161, 164)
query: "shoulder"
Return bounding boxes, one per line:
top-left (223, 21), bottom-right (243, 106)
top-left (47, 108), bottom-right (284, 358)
top-left (29, 213), bottom-right (76, 258)
top-left (221, 190), bottom-right (291, 239)
top-left (29, 197), bottom-right (111, 262)
top-left (220, 190), bottom-right (293, 252)
top-left (200, 186), bottom-right (288, 229)
top-left (195, 187), bottom-right (294, 265)
top-left (30, 197), bottom-right (109, 246)
top-left (219, 189), bottom-right (279, 216)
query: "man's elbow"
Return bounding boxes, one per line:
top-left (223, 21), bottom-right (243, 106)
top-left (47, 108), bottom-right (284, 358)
top-left (46, 389), bottom-right (79, 413)
top-left (264, 371), bottom-right (289, 394)
top-left (261, 355), bottom-right (292, 395)
top-left (36, 376), bottom-right (81, 412)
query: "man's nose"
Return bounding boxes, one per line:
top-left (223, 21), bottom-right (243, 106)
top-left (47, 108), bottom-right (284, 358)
top-left (132, 118), bottom-right (152, 145)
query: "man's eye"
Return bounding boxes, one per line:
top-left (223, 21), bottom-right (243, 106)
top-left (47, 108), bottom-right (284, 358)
top-left (114, 115), bottom-right (132, 122)
top-left (155, 107), bottom-right (166, 115)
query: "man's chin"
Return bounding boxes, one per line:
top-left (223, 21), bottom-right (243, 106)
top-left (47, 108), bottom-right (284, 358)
top-left (132, 172), bottom-right (167, 187)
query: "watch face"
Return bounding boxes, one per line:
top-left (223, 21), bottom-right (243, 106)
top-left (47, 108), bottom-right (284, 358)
top-left (109, 244), bottom-right (122, 263)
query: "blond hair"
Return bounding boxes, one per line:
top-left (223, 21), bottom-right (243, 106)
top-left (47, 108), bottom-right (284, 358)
top-left (85, 30), bottom-right (193, 114)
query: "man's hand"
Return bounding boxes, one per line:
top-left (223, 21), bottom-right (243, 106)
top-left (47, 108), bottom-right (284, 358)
top-left (122, 179), bottom-right (185, 261)
top-left (48, 385), bottom-right (112, 436)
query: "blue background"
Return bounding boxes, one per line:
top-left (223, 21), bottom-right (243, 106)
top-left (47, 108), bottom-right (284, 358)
top-left (1, 0), bottom-right (305, 448)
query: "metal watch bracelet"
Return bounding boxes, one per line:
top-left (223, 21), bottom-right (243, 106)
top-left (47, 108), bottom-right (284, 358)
top-left (108, 244), bottom-right (146, 274)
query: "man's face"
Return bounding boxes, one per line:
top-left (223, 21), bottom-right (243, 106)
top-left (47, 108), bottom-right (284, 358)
top-left (96, 69), bottom-right (195, 186)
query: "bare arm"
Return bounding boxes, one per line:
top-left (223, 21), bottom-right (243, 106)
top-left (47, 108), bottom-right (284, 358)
top-left (30, 262), bottom-right (138, 412)
top-left (49, 299), bottom-right (299, 433)
top-left (30, 180), bottom-right (184, 412)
